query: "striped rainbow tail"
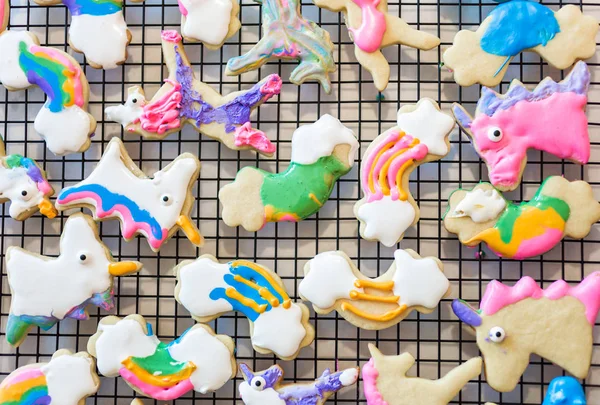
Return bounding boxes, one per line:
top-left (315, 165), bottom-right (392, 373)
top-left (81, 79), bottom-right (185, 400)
top-left (0, 367), bottom-right (50, 405)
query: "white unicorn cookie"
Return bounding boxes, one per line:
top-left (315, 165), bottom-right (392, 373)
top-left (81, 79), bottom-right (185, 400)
top-left (299, 249), bottom-right (450, 330)
top-left (0, 349), bottom-right (100, 405)
top-left (354, 98), bottom-right (455, 246)
top-left (87, 314), bottom-right (236, 401)
top-left (178, 0), bottom-right (240, 48)
top-left (174, 254), bottom-right (315, 360)
top-left (5, 213), bottom-right (142, 347)
top-left (56, 137), bottom-right (202, 252)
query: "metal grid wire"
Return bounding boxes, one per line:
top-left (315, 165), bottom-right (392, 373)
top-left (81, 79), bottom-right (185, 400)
top-left (0, 0), bottom-right (599, 403)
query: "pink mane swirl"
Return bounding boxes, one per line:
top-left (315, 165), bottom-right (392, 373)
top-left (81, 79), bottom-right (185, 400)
top-left (138, 79), bottom-right (182, 135)
top-left (480, 272), bottom-right (600, 324)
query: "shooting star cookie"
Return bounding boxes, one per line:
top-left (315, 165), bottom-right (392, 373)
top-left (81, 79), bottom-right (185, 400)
top-left (178, 0), bottom-right (240, 49)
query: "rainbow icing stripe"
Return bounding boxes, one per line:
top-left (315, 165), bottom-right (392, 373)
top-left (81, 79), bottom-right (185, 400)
top-left (62, 0), bottom-right (122, 16)
top-left (4, 155), bottom-right (52, 195)
top-left (0, 367), bottom-right (50, 405)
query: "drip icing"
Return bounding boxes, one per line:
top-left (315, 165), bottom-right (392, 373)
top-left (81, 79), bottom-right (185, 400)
top-left (348, 0), bottom-right (386, 53)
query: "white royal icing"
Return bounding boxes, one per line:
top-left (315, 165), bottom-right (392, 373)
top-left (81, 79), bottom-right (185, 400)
top-left (451, 187), bottom-right (506, 223)
top-left (290, 114), bottom-right (358, 166)
top-left (34, 105), bottom-right (91, 156)
top-left (179, 0), bottom-right (233, 45)
top-left (41, 354), bottom-right (98, 405)
top-left (0, 165), bottom-right (45, 219)
top-left (339, 368), bottom-right (359, 386)
top-left (105, 90), bottom-right (146, 127)
top-left (396, 99), bottom-right (454, 156)
top-left (239, 383), bottom-right (285, 405)
top-left (177, 258), bottom-right (233, 316)
top-left (0, 31), bottom-right (36, 89)
top-left (251, 304), bottom-right (306, 359)
top-left (356, 196), bottom-right (416, 247)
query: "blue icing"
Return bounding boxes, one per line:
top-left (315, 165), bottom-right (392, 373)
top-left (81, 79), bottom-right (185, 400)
top-left (223, 273), bottom-right (272, 310)
top-left (229, 262), bottom-right (285, 304)
top-left (209, 287), bottom-right (261, 321)
top-left (62, 0), bottom-right (122, 17)
top-left (543, 376), bottom-right (587, 405)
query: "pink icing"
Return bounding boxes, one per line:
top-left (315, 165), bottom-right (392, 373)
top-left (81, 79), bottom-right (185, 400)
top-left (177, 0), bottom-right (188, 16)
top-left (2, 367), bottom-right (43, 386)
top-left (139, 79), bottom-right (182, 134)
top-left (480, 271), bottom-right (600, 324)
top-left (471, 92), bottom-right (589, 189)
top-left (348, 0), bottom-right (387, 53)
top-left (0, 0), bottom-right (5, 28)
top-left (37, 181), bottom-right (53, 195)
top-left (512, 227), bottom-right (564, 260)
top-left (161, 30), bottom-right (183, 44)
top-left (259, 74), bottom-right (283, 96)
top-left (119, 367), bottom-right (194, 401)
top-left (234, 122), bottom-right (276, 153)
top-left (362, 358), bottom-right (388, 405)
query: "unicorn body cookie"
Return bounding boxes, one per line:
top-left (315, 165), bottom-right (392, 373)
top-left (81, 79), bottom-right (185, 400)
top-left (363, 345), bottom-right (482, 405)
top-left (453, 62), bottom-right (590, 191)
top-left (225, 0), bottom-right (336, 93)
top-left (56, 137), bottom-right (202, 252)
top-left (88, 315), bottom-right (236, 401)
top-left (174, 255), bottom-right (314, 360)
top-left (105, 30), bottom-right (281, 156)
top-left (219, 115), bottom-right (358, 231)
top-left (314, 0), bottom-right (440, 91)
top-left (5, 214), bottom-right (142, 347)
top-left (0, 30), bottom-right (96, 155)
top-left (444, 177), bottom-right (600, 259)
top-left (452, 273), bottom-right (600, 392)
top-left (0, 350), bottom-right (99, 405)
top-left (443, 1), bottom-right (598, 87)
top-left (355, 99), bottom-right (454, 246)
top-left (178, 0), bottom-right (240, 48)
top-left (238, 363), bottom-right (359, 405)
top-left (300, 249), bottom-right (450, 330)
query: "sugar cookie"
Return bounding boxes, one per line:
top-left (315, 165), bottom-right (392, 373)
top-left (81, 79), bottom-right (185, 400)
top-left (105, 30), bottom-right (281, 156)
top-left (174, 254), bottom-right (314, 360)
top-left (363, 344), bottom-right (482, 405)
top-left (0, 349), bottom-right (100, 405)
top-left (87, 314), bottom-right (236, 401)
top-left (5, 213), bottom-right (142, 347)
top-left (219, 114), bottom-right (358, 231)
top-left (444, 177), bottom-right (600, 259)
top-left (443, 2), bottom-right (598, 87)
top-left (452, 272), bottom-right (600, 392)
top-left (300, 249), bottom-right (450, 330)
top-left (314, 0), bottom-right (440, 91)
top-left (486, 376), bottom-right (587, 405)
top-left (225, 0), bottom-right (336, 93)
top-left (354, 99), bottom-right (454, 246)
top-left (239, 363), bottom-right (359, 405)
top-left (178, 0), bottom-right (240, 49)
top-left (56, 137), bottom-right (202, 252)
top-left (453, 62), bottom-right (590, 192)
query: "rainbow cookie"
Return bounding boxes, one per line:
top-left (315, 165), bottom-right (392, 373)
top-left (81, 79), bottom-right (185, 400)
top-left (299, 249), bottom-right (450, 330)
top-left (452, 273), bottom-right (600, 392)
top-left (444, 177), bottom-right (600, 259)
top-left (313, 0), bottom-right (440, 91)
top-left (88, 315), bottom-right (236, 401)
top-left (105, 30), bottom-right (281, 156)
top-left (239, 364), bottom-right (359, 405)
top-left (0, 30), bottom-right (96, 156)
top-left (443, 2), bottom-right (598, 87)
top-left (453, 62), bottom-right (591, 192)
top-left (174, 255), bottom-right (314, 360)
top-left (56, 137), bottom-right (202, 252)
top-left (219, 114), bottom-right (358, 231)
top-left (5, 214), bottom-right (142, 347)
top-left (225, 0), bottom-right (336, 93)
top-left (0, 349), bottom-right (100, 405)
top-left (354, 98), bottom-right (454, 246)
top-left (178, 0), bottom-right (240, 49)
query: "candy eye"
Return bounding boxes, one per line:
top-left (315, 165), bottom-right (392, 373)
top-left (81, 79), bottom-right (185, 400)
top-left (132, 98), bottom-right (137, 104)
top-left (489, 326), bottom-right (506, 343)
top-left (161, 194), bottom-right (172, 206)
top-left (78, 252), bottom-right (90, 264)
top-left (20, 190), bottom-right (32, 201)
top-left (250, 376), bottom-right (266, 391)
top-left (487, 127), bottom-right (503, 142)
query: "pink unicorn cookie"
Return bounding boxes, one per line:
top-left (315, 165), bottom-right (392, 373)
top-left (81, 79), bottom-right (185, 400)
top-left (453, 61), bottom-right (590, 192)
top-left (452, 272), bottom-right (600, 392)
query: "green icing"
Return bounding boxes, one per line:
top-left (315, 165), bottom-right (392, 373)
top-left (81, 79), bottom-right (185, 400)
top-left (5, 155), bottom-right (23, 169)
top-left (129, 342), bottom-right (188, 376)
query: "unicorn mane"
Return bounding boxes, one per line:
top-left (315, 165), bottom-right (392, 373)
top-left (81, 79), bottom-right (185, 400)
top-left (61, 0), bottom-right (122, 16)
top-left (479, 61), bottom-right (589, 117)
top-left (4, 154), bottom-right (52, 194)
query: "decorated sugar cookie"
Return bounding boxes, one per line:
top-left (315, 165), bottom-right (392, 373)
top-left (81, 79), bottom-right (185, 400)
top-left (452, 273), bottom-right (600, 392)
top-left (363, 344), bottom-right (482, 405)
top-left (444, 177), bottom-right (600, 259)
top-left (453, 62), bottom-right (591, 192)
top-left (0, 30), bottom-right (96, 156)
top-left (299, 249), bottom-right (450, 330)
top-left (485, 376), bottom-right (587, 405)
top-left (5, 214), bottom-right (142, 347)
top-left (225, 0), bottom-right (336, 93)
top-left (105, 30), bottom-right (280, 156)
top-left (87, 315), bottom-right (236, 401)
top-left (239, 363), bottom-right (359, 405)
top-left (443, 2), bottom-right (598, 87)
top-left (354, 98), bottom-right (454, 246)
top-left (56, 137), bottom-right (202, 252)
top-left (178, 0), bottom-right (240, 49)
top-left (219, 114), bottom-right (358, 231)
top-left (314, 0), bottom-right (440, 91)
top-left (0, 349), bottom-right (100, 405)
top-left (174, 255), bottom-right (314, 360)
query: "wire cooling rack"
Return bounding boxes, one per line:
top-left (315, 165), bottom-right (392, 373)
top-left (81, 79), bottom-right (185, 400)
top-left (0, 0), bottom-right (599, 404)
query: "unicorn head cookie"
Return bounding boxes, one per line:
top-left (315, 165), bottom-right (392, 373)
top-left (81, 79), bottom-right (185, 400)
top-left (5, 213), bottom-right (142, 347)
top-left (452, 273), bottom-right (600, 392)
top-left (56, 137), bottom-right (202, 252)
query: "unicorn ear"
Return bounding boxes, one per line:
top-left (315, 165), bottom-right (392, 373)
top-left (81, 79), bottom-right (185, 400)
top-left (239, 364), bottom-right (254, 381)
top-left (452, 300), bottom-right (482, 327)
top-left (368, 343), bottom-right (385, 361)
top-left (452, 104), bottom-right (473, 133)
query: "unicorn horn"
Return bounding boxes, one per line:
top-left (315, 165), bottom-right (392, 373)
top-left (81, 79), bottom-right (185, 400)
top-left (38, 198), bottom-right (57, 219)
top-left (177, 215), bottom-right (204, 246)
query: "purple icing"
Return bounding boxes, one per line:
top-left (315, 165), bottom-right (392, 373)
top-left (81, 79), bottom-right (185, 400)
top-left (452, 299), bottom-right (482, 327)
top-left (278, 368), bottom-right (347, 405)
top-left (26, 71), bottom-right (56, 108)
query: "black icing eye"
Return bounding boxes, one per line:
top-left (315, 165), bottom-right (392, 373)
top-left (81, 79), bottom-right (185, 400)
top-left (161, 194), bottom-right (172, 206)
top-left (489, 326), bottom-right (506, 343)
top-left (250, 376), bottom-right (266, 391)
top-left (487, 127), bottom-right (503, 143)
top-left (21, 190), bottom-right (27, 196)
top-left (78, 253), bottom-right (90, 264)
